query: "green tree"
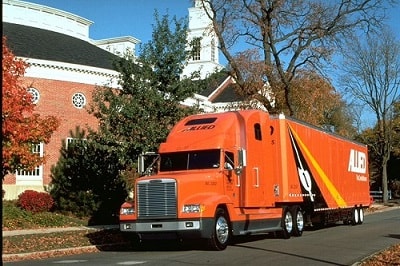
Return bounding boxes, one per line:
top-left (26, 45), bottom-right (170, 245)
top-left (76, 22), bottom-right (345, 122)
top-left (50, 127), bottom-right (128, 224)
top-left (89, 11), bottom-right (202, 168)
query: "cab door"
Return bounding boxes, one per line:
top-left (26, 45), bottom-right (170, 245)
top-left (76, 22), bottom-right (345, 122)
top-left (222, 150), bottom-right (240, 205)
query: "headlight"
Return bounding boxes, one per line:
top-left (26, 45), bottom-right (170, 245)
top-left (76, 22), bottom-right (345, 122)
top-left (120, 207), bottom-right (135, 215)
top-left (182, 204), bottom-right (204, 213)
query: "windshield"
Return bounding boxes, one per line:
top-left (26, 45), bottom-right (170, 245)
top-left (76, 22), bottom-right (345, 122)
top-left (159, 149), bottom-right (220, 171)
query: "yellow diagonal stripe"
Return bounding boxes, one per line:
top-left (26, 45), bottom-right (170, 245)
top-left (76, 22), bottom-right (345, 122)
top-left (289, 125), bottom-right (347, 208)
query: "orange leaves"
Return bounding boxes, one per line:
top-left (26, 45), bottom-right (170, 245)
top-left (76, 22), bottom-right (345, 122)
top-left (290, 70), bottom-right (341, 126)
top-left (360, 243), bottom-right (400, 266)
top-left (2, 36), bottom-right (60, 176)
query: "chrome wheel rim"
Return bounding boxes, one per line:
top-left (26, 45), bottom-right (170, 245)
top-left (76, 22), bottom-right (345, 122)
top-left (216, 216), bottom-right (229, 244)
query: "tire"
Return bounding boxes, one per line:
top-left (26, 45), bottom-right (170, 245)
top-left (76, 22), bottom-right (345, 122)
top-left (351, 207), bottom-right (359, 225)
top-left (208, 208), bottom-right (230, 251)
top-left (280, 208), bottom-right (293, 239)
top-left (358, 207), bottom-right (364, 225)
top-left (125, 233), bottom-right (142, 250)
top-left (291, 206), bottom-right (304, 237)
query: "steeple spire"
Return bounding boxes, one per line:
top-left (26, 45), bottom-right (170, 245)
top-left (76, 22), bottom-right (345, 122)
top-left (182, 0), bottom-right (222, 79)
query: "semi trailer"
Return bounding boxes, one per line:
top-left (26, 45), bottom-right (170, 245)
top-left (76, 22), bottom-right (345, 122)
top-left (120, 110), bottom-right (370, 250)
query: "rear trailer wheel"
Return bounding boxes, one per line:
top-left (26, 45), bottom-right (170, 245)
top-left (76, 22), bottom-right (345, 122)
top-left (352, 207), bottom-right (359, 225)
top-left (358, 207), bottom-right (364, 225)
top-left (280, 208), bottom-right (293, 239)
top-left (291, 206), bottom-right (304, 237)
top-left (208, 208), bottom-right (230, 251)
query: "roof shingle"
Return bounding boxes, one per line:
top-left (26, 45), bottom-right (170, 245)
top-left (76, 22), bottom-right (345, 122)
top-left (3, 22), bottom-right (119, 70)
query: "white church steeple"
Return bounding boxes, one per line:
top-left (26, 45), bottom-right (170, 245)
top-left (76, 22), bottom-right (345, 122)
top-left (182, 0), bottom-right (223, 79)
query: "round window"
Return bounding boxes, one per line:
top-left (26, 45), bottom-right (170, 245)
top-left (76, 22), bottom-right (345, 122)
top-left (72, 93), bottom-right (86, 109)
top-left (27, 87), bottom-right (40, 104)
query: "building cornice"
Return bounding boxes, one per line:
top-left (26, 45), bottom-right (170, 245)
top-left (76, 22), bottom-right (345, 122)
top-left (21, 57), bottom-right (120, 88)
top-left (93, 36), bottom-right (141, 46)
top-left (3, 0), bottom-right (93, 25)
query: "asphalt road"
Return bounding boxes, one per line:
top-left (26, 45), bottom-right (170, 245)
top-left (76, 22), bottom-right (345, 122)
top-left (5, 208), bottom-right (400, 266)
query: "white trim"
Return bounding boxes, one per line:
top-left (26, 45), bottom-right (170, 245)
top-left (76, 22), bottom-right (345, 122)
top-left (22, 57), bottom-right (121, 88)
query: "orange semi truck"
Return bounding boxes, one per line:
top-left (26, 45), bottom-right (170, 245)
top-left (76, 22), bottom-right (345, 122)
top-left (119, 110), bottom-right (370, 250)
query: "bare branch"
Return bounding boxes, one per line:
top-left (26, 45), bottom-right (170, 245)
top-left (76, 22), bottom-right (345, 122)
top-left (200, 0), bottom-right (395, 115)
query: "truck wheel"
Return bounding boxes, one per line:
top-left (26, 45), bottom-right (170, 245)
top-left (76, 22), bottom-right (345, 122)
top-left (280, 208), bottom-right (293, 239)
top-left (351, 207), bottom-right (359, 225)
top-left (358, 207), bottom-right (364, 225)
top-left (291, 206), bottom-right (304, 237)
top-left (208, 208), bottom-right (230, 251)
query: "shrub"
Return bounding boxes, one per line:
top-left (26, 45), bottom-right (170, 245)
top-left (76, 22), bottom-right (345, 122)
top-left (17, 190), bottom-right (54, 213)
top-left (50, 130), bottom-right (128, 224)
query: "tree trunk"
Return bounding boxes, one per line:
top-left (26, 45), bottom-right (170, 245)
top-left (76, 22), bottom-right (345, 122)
top-left (382, 162), bottom-right (389, 204)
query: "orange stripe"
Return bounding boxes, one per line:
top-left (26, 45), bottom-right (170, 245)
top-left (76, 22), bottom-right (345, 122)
top-left (289, 125), bottom-right (347, 207)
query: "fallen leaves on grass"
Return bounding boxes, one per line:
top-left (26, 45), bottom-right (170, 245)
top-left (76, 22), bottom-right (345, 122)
top-left (2, 229), bottom-right (128, 262)
top-left (359, 243), bottom-right (400, 266)
top-left (3, 247), bottom-right (100, 262)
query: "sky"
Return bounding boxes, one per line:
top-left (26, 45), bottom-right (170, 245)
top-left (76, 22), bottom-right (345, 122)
top-left (18, 0), bottom-right (400, 128)
top-left (26, 0), bottom-right (193, 45)
top-left (25, 0), bottom-right (400, 60)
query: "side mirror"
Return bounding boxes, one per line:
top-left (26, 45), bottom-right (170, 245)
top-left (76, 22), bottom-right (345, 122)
top-left (138, 152), bottom-right (159, 176)
top-left (138, 154), bottom-right (145, 175)
top-left (238, 149), bottom-right (246, 167)
top-left (235, 149), bottom-right (246, 175)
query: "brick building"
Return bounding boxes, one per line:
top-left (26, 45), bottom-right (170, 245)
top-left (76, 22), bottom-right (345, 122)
top-left (2, 0), bottom-right (241, 199)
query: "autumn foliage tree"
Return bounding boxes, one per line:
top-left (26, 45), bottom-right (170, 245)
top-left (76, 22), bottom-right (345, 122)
top-left (290, 71), bottom-right (356, 137)
top-left (230, 49), bottom-right (355, 136)
top-left (2, 37), bottom-right (59, 178)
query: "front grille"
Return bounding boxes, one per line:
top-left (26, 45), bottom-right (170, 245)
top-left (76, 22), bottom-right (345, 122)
top-left (137, 179), bottom-right (177, 219)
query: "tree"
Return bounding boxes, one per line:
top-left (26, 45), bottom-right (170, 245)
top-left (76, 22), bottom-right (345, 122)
top-left (88, 12), bottom-right (202, 169)
top-left (341, 29), bottom-right (400, 204)
top-left (230, 49), bottom-right (356, 135)
top-left (197, 0), bottom-right (394, 116)
top-left (290, 70), bottom-right (356, 137)
top-left (2, 36), bottom-right (59, 178)
top-left (50, 127), bottom-right (128, 224)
